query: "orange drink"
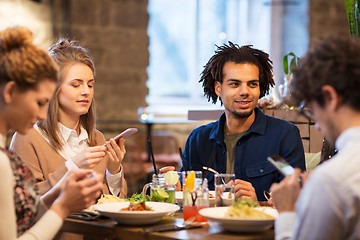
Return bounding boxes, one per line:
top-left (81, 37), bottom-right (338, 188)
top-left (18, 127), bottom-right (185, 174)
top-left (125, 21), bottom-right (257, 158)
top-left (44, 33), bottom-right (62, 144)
top-left (182, 171), bottom-right (209, 223)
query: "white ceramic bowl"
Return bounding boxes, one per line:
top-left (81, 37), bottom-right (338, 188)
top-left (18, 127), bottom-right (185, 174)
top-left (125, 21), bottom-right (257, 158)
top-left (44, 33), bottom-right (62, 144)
top-left (93, 201), bottom-right (180, 225)
top-left (199, 206), bottom-right (278, 232)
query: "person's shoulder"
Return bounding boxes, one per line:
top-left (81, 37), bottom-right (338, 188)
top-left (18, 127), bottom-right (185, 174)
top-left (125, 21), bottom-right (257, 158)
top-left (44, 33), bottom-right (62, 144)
top-left (191, 121), bottom-right (217, 134)
top-left (94, 129), bottom-right (104, 137)
top-left (0, 149), bottom-right (11, 171)
top-left (94, 129), bottom-right (106, 142)
top-left (0, 150), bottom-right (12, 181)
top-left (0, 149), bottom-right (8, 161)
top-left (11, 128), bottom-right (42, 143)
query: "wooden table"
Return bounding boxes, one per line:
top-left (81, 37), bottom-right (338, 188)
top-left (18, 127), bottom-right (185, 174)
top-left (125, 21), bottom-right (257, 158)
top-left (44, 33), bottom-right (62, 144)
top-left (60, 213), bottom-right (274, 240)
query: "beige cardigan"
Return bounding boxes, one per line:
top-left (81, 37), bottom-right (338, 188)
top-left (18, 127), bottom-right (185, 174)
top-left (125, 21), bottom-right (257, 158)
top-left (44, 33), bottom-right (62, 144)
top-left (10, 128), bottom-right (127, 198)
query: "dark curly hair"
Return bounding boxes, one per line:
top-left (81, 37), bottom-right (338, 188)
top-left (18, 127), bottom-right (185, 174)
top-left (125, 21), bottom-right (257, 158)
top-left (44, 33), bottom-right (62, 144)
top-left (290, 36), bottom-right (360, 111)
top-left (199, 42), bottom-right (274, 104)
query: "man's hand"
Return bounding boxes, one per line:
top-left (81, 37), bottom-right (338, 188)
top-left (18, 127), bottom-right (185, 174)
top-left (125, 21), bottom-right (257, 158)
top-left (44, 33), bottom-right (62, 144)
top-left (233, 179), bottom-right (258, 201)
top-left (72, 146), bottom-right (107, 169)
top-left (105, 137), bottom-right (126, 174)
top-left (270, 168), bottom-right (303, 212)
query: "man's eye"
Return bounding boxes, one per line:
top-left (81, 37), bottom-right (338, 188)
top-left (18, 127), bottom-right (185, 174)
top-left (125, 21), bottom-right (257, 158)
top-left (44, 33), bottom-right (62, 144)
top-left (249, 82), bottom-right (259, 87)
top-left (229, 82), bottom-right (239, 86)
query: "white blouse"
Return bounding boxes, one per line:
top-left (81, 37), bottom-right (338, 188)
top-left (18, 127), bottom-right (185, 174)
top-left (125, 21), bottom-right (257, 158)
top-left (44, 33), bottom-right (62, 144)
top-left (35, 123), bottom-right (122, 196)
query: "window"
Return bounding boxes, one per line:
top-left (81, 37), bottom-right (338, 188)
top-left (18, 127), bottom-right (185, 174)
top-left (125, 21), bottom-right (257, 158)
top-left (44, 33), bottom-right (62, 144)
top-left (147, 0), bottom-right (307, 115)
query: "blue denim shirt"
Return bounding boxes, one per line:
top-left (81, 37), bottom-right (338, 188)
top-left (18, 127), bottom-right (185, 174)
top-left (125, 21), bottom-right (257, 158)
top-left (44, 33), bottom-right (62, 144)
top-left (181, 107), bottom-right (306, 201)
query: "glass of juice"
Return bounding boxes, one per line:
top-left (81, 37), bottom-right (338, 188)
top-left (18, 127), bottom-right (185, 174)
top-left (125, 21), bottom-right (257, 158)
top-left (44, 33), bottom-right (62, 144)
top-left (182, 171), bottom-right (209, 223)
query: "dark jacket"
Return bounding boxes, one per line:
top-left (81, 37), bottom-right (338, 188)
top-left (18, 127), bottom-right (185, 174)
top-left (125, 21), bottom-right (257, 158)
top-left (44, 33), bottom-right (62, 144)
top-left (181, 107), bottom-right (306, 201)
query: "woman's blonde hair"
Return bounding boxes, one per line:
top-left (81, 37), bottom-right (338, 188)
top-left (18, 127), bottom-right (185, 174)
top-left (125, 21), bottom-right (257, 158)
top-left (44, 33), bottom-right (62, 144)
top-left (38, 38), bottom-right (97, 150)
top-left (0, 26), bottom-right (58, 91)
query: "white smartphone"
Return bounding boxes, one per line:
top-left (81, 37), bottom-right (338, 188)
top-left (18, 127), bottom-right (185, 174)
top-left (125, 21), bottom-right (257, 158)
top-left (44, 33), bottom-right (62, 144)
top-left (104, 128), bottom-right (138, 146)
top-left (113, 128), bottom-right (138, 140)
top-left (267, 155), bottom-right (295, 176)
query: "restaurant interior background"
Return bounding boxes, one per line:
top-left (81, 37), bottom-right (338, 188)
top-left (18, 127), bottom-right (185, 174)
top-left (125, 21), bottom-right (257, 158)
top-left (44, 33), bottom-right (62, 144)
top-left (0, 0), bottom-right (350, 195)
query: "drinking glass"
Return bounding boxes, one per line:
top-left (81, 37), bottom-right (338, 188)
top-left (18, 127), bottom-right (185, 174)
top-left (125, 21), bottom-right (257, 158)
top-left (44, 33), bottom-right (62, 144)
top-left (142, 174), bottom-right (175, 203)
top-left (182, 171), bottom-right (209, 223)
top-left (214, 173), bottom-right (235, 207)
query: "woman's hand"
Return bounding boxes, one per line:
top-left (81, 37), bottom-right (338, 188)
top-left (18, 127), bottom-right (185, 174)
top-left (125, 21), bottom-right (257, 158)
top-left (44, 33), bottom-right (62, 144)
top-left (41, 171), bottom-right (70, 208)
top-left (51, 169), bottom-right (103, 219)
top-left (71, 146), bottom-right (107, 169)
top-left (105, 137), bottom-right (126, 174)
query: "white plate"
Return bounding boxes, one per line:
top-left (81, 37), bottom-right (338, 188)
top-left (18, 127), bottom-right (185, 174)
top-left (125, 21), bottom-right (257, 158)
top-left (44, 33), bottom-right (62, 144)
top-left (175, 191), bottom-right (216, 206)
top-left (199, 206), bottom-right (278, 232)
top-left (93, 201), bottom-right (180, 225)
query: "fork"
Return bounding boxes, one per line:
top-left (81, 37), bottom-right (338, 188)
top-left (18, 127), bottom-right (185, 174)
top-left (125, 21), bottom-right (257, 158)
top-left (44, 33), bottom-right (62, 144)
top-left (202, 166), bottom-right (226, 185)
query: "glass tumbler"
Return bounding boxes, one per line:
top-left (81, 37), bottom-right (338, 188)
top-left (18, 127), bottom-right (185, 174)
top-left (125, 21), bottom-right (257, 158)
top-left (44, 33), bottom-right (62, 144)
top-left (182, 171), bottom-right (209, 223)
top-left (214, 173), bottom-right (235, 207)
top-left (142, 174), bottom-right (176, 203)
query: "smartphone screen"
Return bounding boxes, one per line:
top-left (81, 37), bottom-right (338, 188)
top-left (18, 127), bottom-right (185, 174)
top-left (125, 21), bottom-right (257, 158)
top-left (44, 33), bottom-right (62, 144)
top-left (267, 155), bottom-right (295, 176)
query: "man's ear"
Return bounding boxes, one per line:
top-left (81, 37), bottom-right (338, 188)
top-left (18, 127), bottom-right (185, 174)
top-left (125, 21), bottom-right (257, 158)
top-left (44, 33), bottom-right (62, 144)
top-left (214, 81), bottom-right (221, 97)
top-left (3, 81), bottom-right (17, 104)
top-left (321, 85), bottom-right (340, 111)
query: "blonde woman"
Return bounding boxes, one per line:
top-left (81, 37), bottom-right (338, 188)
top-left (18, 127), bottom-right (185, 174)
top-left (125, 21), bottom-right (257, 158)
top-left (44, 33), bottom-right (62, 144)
top-left (0, 26), bottom-right (103, 239)
top-left (11, 38), bottom-right (127, 197)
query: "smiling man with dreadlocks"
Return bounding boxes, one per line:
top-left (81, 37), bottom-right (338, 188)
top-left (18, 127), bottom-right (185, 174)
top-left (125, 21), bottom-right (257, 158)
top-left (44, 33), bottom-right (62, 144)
top-left (180, 42), bottom-right (305, 201)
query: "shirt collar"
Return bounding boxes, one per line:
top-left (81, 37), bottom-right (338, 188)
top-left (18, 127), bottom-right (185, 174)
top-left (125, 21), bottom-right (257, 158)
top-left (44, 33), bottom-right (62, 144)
top-left (335, 126), bottom-right (360, 151)
top-left (211, 107), bottom-right (266, 141)
top-left (58, 122), bottom-right (88, 143)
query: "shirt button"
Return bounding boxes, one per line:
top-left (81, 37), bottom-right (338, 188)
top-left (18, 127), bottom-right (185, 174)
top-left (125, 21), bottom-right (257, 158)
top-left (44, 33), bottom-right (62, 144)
top-left (260, 169), bottom-right (264, 173)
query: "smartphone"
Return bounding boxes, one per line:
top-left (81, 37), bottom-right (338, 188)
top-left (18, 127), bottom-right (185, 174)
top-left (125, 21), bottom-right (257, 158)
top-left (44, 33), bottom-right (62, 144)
top-left (267, 155), bottom-right (295, 176)
top-left (114, 128), bottom-right (138, 140)
top-left (104, 128), bottom-right (138, 146)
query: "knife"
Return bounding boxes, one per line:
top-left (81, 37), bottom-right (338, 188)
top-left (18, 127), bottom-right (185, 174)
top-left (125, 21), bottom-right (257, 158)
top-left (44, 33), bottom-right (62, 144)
top-left (142, 223), bottom-right (202, 233)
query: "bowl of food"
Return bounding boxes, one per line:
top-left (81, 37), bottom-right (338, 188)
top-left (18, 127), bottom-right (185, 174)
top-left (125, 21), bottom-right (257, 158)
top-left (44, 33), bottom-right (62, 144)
top-left (199, 199), bottom-right (278, 232)
top-left (93, 201), bottom-right (180, 225)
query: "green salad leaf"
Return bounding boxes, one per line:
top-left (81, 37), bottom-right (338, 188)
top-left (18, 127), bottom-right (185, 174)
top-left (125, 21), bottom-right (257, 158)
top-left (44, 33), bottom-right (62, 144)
top-left (125, 193), bottom-right (151, 202)
top-left (232, 198), bottom-right (259, 208)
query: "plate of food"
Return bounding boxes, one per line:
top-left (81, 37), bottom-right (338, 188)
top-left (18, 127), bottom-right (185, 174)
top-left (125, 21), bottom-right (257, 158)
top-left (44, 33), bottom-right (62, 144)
top-left (175, 190), bottom-right (216, 206)
top-left (93, 201), bottom-right (180, 225)
top-left (86, 194), bottom-right (125, 212)
top-left (199, 200), bottom-right (278, 232)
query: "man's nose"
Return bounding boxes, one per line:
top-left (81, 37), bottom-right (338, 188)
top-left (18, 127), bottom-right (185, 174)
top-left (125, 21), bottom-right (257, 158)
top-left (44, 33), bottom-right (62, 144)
top-left (238, 84), bottom-right (250, 96)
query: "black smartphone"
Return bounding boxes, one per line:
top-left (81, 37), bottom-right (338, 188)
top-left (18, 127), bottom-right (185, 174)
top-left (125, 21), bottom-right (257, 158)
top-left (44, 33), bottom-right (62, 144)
top-left (267, 155), bottom-right (295, 176)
